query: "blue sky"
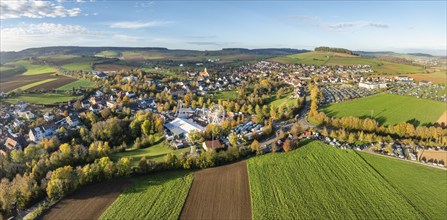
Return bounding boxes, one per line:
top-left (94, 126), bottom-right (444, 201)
top-left (1, 0), bottom-right (446, 55)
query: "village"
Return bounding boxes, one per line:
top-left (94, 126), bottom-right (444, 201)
top-left (1, 60), bottom-right (445, 170)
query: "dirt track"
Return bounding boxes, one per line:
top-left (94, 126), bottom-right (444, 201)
top-left (180, 161), bottom-right (252, 220)
top-left (41, 179), bottom-right (131, 220)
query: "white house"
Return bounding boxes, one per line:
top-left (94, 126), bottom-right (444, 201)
top-left (359, 82), bottom-right (387, 89)
top-left (29, 126), bottom-right (46, 142)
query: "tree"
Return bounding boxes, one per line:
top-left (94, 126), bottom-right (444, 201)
top-left (229, 133), bottom-right (238, 148)
top-left (251, 139), bottom-right (260, 152)
top-left (283, 139), bottom-right (293, 152)
top-left (141, 120), bottom-right (151, 136)
top-left (46, 166), bottom-right (77, 199)
top-left (116, 157), bottom-right (131, 177)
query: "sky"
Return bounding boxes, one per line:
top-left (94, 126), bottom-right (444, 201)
top-left (0, 0), bottom-right (446, 55)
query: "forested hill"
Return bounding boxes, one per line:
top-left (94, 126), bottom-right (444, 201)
top-left (0, 47), bottom-right (309, 63)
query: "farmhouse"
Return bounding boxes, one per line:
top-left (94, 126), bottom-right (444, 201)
top-left (4, 137), bottom-right (24, 151)
top-left (202, 140), bottom-right (223, 152)
top-left (164, 117), bottom-right (205, 138)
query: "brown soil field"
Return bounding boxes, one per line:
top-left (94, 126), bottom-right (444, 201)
top-left (41, 178), bottom-right (131, 220)
top-left (94, 64), bottom-right (135, 72)
top-left (180, 161), bottom-right (252, 220)
top-left (0, 73), bottom-right (76, 92)
top-left (418, 150), bottom-right (447, 167)
top-left (29, 77), bottom-right (77, 90)
top-left (437, 110), bottom-right (447, 124)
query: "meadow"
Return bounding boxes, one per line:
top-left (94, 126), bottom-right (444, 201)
top-left (271, 52), bottom-right (425, 74)
top-left (99, 171), bottom-right (192, 220)
top-left (110, 138), bottom-right (190, 166)
top-left (247, 140), bottom-right (444, 219)
top-left (57, 79), bottom-right (96, 90)
top-left (358, 152), bottom-right (447, 219)
top-left (95, 50), bottom-right (122, 58)
top-left (213, 90), bottom-right (239, 101)
top-left (5, 93), bottom-right (78, 104)
top-left (5, 60), bottom-right (55, 75)
top-left (320, 94), bottom-right (445, 126)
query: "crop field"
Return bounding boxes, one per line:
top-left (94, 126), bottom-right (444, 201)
top-left (271, 52), bottom-right (424, 74)
top-left (62, 61), bottom-right (94, 72)
top-left (110, 139), bottom-right (190, 166)
top-left (320, 94), bottom-right (445, 126)
top-left (180, 161), bottom-right (252, 220)
top-left (358, 152), bottom-right (447, 219)
top-left (100, 171), bottom-right (192, 220)
top-left (42, 179), bottom-right (131, 220)
top-left (5, 93), bottom-right (78, 104)
top-left (57, 79), bottom-right (96, 90)
top-left (14, 79), bottom-right (57, 91)
top-left (0, 72), bottom-right (77, 93)
top-left (247, 140), bottom-right (443, 219)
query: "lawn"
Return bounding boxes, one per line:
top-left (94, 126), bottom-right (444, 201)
top-left (320, 94), bottom-right (446, 126)
top-left (15, 79), bottom-right (57, 91)
top-left (358, 152), bottom-right (447, 219)
top-left (247, 140), bottom-right (442, 219)
top-left (99, 171), bottom-right (193, 220)
top-left (271, 52), bottom-right (425, 74)
top-left (214, 90), bottom-right (239, 101)
top-left (141, 67), bottom-right (176, 76)
top-left (4, 93), bottom-right (78, 104)
top-left (269, 95), bottom-right (297, 108)
top-left (7, 60), bottom-right (55, 75)
top-left (57, 79), bottom-right (96, 90)
top-left (110, 139), bottom-right (190, 166)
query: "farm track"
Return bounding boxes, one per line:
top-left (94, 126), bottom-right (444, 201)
top-left (40, 178), bottom-right (131, 220)
top-left (180, 160), bottom-right (252, 220)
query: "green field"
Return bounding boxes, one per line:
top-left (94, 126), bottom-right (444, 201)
top-left (247, 140), bottom-right (445, 219)
top-left (141, 67), bottom-right (176, 76)
top-left (57, 79), bottom-right (96, 90)
top-left (95, 50), bottom-right (122, 58)
top-left (320, 94), bottom-right (446, 126)
top-left (271, 52), bottom-right (424, 74)
top-left (358, 152), bottom-right (447, 219)
top-left (214, 90), bottom-right (239, 101)
top-left (15, 79), bottom-right (57, 91)
top-left (270, 95), bottom-right (297, 108)
top-left (110, 139), bottom-right (190, 166)
top-left (6, 60), bottom-right (55, 75)
top-left (61, 61), bottom-right (93, 71)
top-left (4, 93), bottom-right (78, 104)
top-left (100, 171), bottom-right (192, 219)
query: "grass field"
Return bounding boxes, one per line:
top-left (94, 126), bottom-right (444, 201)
top-left (4, 93), bottom-right (78, 104)
top-left (57, 79), bottom-right (96, 90)
top-left (247, 140), bottom-right (444, 219)
top-left (358, 152), bottom-right (447, 219)
top-left (99, 171), bottom-right (192, 220)
top-left (214, 90), bottom-right (239, 101)
top-left (271, 52), bottom-right (425, 74)
top-left (141, 67), bottom-right (176, 76)
top-left (61, 60), bottom-right (93, 71)
top-left (270, 95), bottom-right (297, 108)
top-left (6, 60), bottom-right (55, 75)
top-left (110, 139), bottom-right (190, 166)
top-left (320, 94), bottom-right (446, 126)
top-left (14, 79), bottom-right (57, 91)
top-left (95, 50), bottom-right (122, 58)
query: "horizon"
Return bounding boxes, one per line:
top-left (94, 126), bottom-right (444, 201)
top-left (1, 1), bottom-right (446, 56)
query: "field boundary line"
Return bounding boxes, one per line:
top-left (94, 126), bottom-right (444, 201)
top-left (354, 150), bottom-right (430, 220)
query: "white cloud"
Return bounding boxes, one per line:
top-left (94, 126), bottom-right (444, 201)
top-left (1, 23), bottom-right (102, 36)
top-left (0, 0), bottom-right (81, 19)
top-left (110, 21), bottom-right (172, 29)
top-left (327, 21), bottom-right (389, 30)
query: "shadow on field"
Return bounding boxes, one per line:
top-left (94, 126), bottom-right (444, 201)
top-left (67, 178), bottom-right (132, 200)
top-left (406, 118), bottom-right (421, 127)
